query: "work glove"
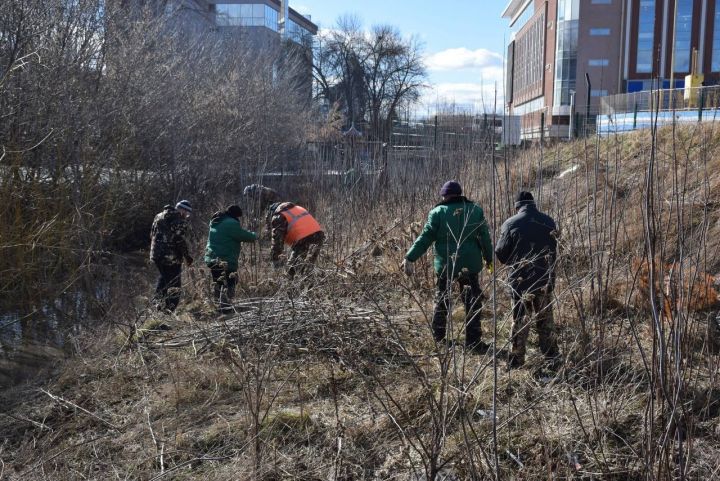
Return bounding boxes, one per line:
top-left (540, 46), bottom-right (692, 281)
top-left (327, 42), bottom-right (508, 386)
top-left (401, 259), bottom-right (415, 276)
top-left (485, 261), bottom-right (493, 274)
top-left (185, 255), bottom-right (194, 266)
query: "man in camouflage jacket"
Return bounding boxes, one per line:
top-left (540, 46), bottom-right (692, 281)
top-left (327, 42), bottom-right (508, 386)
top-left (243, 184), bottom-right (280, 211)
top-left (243, 184), bottom-right (280, 232)
top-left (150, 200), bottom-right (193, 312)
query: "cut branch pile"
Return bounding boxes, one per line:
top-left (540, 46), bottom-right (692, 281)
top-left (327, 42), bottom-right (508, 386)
top-left (142, 295), bottom-right (420, 365)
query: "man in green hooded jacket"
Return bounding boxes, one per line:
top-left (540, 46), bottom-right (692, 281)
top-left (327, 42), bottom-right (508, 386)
top-left (402, 181), bottom-right (494, 352)
top-left (204, 205), bottom-right (257, 311)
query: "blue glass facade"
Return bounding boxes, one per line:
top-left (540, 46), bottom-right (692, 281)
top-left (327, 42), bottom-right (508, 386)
top-left (713, 0), bottom-right (720, 71)
top-left (287, 19), bottom-right (313, 47)
top-left (211, 3), bottom-right (314, 47)
top-left (215, 4), bottom-right (279, 31)
top-left (636, 0), bottom-right (656, 73)
top-left (554, 0), bottom-right (579, 107)
top-left (672, 0), bottom-right (693, 72)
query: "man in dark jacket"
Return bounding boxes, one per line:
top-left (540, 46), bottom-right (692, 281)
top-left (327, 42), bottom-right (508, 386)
top-left (266, 202), bottom-right (324, 278)
top-left (204, 205), bottom-right (258, 311)
top-left (150, 200), bottom-right (193, 312)
top-left (402, 181), bottom-right (494, 352)
top-left (495, 191), bottom-right (560, 368)
top-left (243, 184), bottom-right (281, 232)
top-left (243, 184), bottom-right (280, 211)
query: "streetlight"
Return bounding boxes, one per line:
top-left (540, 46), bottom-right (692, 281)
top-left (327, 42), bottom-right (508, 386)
top-left (569, 89), bottom-right (576, 140)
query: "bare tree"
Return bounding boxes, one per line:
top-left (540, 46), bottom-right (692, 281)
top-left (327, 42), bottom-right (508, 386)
top-left (313, 16), bottom-right (427, 140)
top-left (0, 0), bottom-right (312, 300)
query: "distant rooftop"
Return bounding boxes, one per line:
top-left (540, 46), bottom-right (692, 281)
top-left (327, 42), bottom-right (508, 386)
top-left (268, 0), bottom-right (318, 33)
top-left (501, 0), bottom-right (532, 25)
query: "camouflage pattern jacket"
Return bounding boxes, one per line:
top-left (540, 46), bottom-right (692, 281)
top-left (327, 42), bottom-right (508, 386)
top-left (266, 202), bottom-right (292, 261)
top-left (150, 206), bottom-right (190, 266)
top-left (244, 184), bottom-right (280, 210)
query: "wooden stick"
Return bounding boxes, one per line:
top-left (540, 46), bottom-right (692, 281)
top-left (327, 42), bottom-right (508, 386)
top-left (40, 389), bottom-right (118, 430)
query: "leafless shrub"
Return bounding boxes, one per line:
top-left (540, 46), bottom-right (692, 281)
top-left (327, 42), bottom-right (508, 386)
top-left (0, 0), bottom-right (311, 305)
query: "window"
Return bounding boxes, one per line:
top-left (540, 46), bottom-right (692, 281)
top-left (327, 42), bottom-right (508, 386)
top-left (512, 96), bottom-right (545, 115)
top-left (214, 4), bottom-right (279, 30)
top-left (588, 59), bottom-right (609, 66)
top-left (591, 89), bottom-right (608, 97)
top-left (554, 0), bottom-right (579, 107)
top-left (265, 7), bottom-right (278, 30)
top-left (287, 19), bottom-right (312, 47)
top-left (511, 10), bottom-right (545, 100)
top-left (636, 0), bottom-right (656, 73)
top-left (672, 0), bottom-right (693, 72)
top-left (589, 28), bottom-right (610, 36)
top-left (713, 0), bottom-right (720, 71)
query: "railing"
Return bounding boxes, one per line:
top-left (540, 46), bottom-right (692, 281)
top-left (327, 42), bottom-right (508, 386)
top-left (601, 85), bottom-right (720, 116)
top-left (595, 85), bottom-right (720, 135)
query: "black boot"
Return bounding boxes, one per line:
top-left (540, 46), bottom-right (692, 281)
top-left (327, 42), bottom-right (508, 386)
top-left (466, 340), bottom-right (490, 355)
top-left (507, 353), bottom-right (525, 369)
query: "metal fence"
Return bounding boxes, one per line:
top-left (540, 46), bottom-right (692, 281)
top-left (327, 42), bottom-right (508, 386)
top-left (601, 85), bottom-right (720, 116)
top-left (597, 85), bottom-right (720, 135)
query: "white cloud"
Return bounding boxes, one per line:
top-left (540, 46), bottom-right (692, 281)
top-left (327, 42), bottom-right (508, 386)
top-left (421, 48), bottom-right (506, 112)
top-left (425, 48), bottom-right (503, 71)
top-left (422, 79), bottom-right (505, 114)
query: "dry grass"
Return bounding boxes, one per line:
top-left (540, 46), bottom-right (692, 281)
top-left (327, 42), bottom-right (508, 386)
top-left (3, 124), bottom-right (720, 480)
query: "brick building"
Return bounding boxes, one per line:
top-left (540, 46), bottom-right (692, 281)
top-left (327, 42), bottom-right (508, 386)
top-left (503, 0), bottom-right (720, 139)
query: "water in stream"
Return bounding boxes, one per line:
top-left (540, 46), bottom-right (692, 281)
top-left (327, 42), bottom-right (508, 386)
top-left (0, 254), bottom-right (152, 389)
top-left (0, 288), bottom-right (111, 388)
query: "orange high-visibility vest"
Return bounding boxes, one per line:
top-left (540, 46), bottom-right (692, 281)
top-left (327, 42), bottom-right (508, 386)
top-left (281, 206), bottom-right (322, 245)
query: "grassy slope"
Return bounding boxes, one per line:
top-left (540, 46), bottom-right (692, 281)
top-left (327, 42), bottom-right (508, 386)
top-left (3, 125), bottom-right (720, 480)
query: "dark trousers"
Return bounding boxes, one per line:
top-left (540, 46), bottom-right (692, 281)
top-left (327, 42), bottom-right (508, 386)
top-left (154, 261), bottom-right (182, 312)
top-left (510, 287), bottom-right (559, 362)
top-left (288, 231), bottom-right (325, 278)
top-left (433, 272), bottom-right (484, 346)
top-left (209, 261), bottom-right (237, 309)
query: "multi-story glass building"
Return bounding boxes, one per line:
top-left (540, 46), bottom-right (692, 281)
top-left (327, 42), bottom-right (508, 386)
top-left (503, 0), bottom-right (720, 140)
top-left (206, 1), bottom-right (316, 47)
top-left (164, 0), bottom-right (317, 47)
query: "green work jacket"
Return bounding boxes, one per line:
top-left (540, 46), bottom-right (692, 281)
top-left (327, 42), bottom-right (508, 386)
top-left (405, 197), bottom-right (493, 276)
top-left (204, 213), bottom-right (257, 271)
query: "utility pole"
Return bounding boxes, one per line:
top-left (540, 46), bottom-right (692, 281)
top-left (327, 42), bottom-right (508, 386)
top-left (569, 90), bottom-right (576, 140)
top-left (669, 0), bottom-right (679, 109)
top-left (585, 73), bottom-right (592, 137)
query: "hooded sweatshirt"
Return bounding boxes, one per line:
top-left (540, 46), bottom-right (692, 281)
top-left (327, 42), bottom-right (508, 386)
top-left (204, 211), bottom-right (257, 271)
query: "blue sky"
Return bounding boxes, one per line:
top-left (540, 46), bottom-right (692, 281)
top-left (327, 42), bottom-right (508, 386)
top-left (293, 0), bottom-right (511, 113)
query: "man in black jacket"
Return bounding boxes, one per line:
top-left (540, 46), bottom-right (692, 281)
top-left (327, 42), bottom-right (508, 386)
top-left (495, 191), bottom-right (560, 368)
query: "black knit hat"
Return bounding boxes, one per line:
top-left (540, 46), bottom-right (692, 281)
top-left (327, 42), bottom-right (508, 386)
top-left (514, 191), bottom-right (535, 209)
top-left (226, 204), bottom-right (243, 219)
top-left (439, 180), bottom-right (462, 197)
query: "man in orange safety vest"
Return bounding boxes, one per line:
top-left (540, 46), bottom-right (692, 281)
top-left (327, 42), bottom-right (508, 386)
top-left (266, 202), bottom-right (325, 277)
